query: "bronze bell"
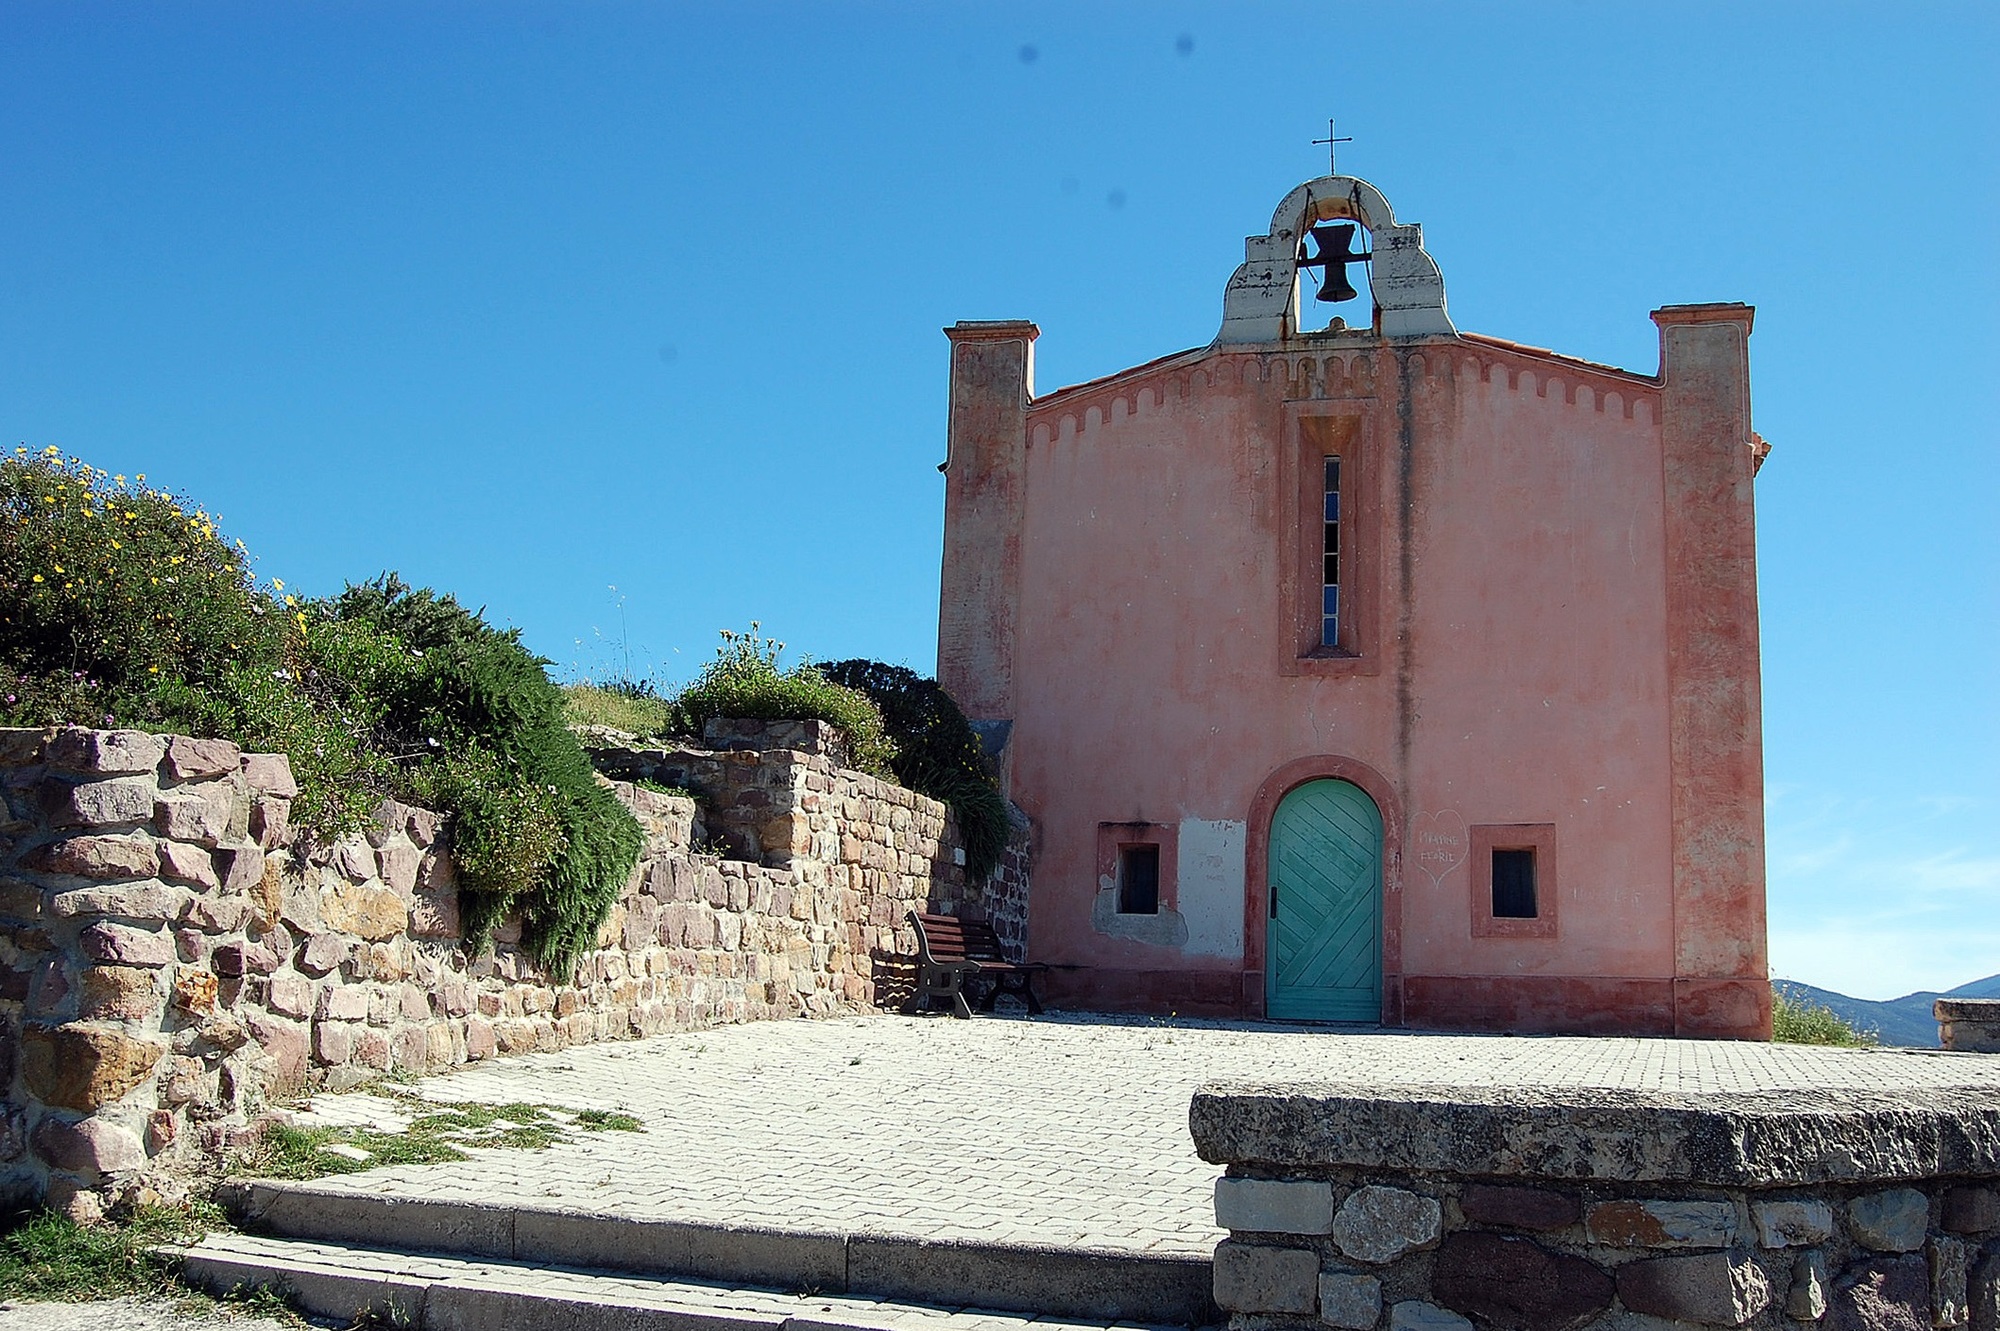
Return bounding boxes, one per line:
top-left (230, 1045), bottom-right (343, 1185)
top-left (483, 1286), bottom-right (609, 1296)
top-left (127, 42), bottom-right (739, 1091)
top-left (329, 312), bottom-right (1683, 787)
top-left (1299, 223), bottom-right (1370, 304)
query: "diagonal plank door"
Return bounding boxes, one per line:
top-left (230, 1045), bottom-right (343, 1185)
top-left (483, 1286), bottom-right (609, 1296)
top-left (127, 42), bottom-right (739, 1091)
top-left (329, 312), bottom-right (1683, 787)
top-left (1267, 779), bottom-right (1383, 1021)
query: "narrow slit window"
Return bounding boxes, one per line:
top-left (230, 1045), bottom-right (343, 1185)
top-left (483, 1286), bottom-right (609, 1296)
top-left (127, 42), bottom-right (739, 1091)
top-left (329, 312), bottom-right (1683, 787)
top-left (1118, 844), bottom-right (1160, 915)
top-left (1491, 848), bottom-right (1538, 919)
top-left (1321, 456), bottom-right (1341, 647)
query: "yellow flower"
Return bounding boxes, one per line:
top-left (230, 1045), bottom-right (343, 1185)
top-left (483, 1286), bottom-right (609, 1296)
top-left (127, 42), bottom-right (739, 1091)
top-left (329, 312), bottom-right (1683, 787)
top-left (111, 541), bottom-right (121, 549)
top-left (31, 574), bottom-right (42, 583)
top-left (283, 594), bottom-right (297, 607)
top-left (272, 578), bottom-right (284, 590)
top-left (148, 665), bottom-right (159, 674)
top-left (44, 495), bottom-right (54, 504)
top-left (114, 474), bottom-right (125, 484)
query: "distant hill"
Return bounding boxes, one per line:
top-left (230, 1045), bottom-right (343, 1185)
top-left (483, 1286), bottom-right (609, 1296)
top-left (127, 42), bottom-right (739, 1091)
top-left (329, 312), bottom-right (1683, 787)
top-left (1773, 973), bottom-right (2000, 1048)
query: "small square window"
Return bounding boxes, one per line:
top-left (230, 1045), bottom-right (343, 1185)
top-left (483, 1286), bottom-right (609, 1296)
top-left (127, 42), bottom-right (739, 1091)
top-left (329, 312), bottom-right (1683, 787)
top-left (1470, 823), bottom-right (1558, 939)
top-left (1491, 848), bottom-right (1537, 918)
top-left (1118, 844), bottom-right (1160, 915)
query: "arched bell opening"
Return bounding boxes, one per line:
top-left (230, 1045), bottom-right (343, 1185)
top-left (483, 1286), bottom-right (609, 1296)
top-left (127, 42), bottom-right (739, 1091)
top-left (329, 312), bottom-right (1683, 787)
top-left (1292, 215), bottom-right (1376, 337)
top-left (1285, 182), bottom-right (1391, 339)
top-left (1217, 174), bottom-right (1452, 346)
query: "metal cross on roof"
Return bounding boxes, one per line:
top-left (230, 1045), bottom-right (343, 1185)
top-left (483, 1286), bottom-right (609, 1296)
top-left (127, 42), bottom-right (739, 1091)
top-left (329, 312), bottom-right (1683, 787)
top-left (1311, 118), bottom-right (1352, 175)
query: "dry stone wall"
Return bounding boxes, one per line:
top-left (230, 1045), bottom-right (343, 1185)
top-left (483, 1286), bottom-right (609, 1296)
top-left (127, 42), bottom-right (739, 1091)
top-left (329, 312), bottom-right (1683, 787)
top-left (1193, 1085), bottom-right (2000, 1331)
top-left (590, 717), bottom-right (1032, 960)
top-left (0, 722), bottom-right (1032, 1217)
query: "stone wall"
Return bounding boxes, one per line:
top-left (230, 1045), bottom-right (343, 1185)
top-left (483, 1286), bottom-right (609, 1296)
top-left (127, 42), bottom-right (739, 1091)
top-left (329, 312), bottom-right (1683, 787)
top-left (1941, 1001), bottom-right (2000, 1054)
top-left (589, 717), bottom-right (1033, 961)
top-left (0, 722), bottom-right (1032, 1217)
top-left (1192, 1083), bottom-right (2000, 1331)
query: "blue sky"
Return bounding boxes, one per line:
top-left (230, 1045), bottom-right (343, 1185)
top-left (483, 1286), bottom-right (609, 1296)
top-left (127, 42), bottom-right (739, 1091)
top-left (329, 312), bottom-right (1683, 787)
top-left (4, 3), bottom-right (1994, 1001)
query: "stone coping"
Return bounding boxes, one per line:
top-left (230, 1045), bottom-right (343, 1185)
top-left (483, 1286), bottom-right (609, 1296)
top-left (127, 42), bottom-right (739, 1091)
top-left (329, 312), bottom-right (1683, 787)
top-left (1189, 1081), bottom-right (2000, 1187)
top-left (1938, 998), bottom-right (2000, 1020)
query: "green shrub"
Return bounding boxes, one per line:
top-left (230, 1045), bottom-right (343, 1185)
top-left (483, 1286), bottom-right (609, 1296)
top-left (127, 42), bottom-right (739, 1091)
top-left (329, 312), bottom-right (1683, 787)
top-left (0, 447), bottom-right (286, 725)
top-left (330, 577), bottom-right (643, 978)
top-left (406, 746), bottom-right (569, 933)
top-left (674, 626), bottom-right (895, 776)
top-left (146, 648), bottom-right (395, 839)
top-left (1771, 987), bottom-right (1877, 1046)
top-left (1, 449), bottom-right (641, 983)
top-left (821, 659), bottom-right (1009, 881)
top-left (0, 449), bottom-right (384, 833)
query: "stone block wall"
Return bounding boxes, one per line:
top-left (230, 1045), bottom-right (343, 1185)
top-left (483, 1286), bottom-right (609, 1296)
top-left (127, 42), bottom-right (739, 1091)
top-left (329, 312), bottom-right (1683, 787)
top-left (1193, 1085), bottom-right (2000, 1331)
top-left (589, 717), bottom-right (1033, 961)
top-left (1940, 1001), bottom-right (2000, 1054)
top-left (982, 803), bottom-right (1032, 962)
top-left (0, 722), bottom-right (1032, 1216)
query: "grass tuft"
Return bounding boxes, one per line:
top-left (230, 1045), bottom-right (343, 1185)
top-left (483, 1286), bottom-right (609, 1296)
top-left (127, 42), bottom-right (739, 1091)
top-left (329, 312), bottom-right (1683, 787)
top-left (572, 1108), bottom-right (643, 1132)
top-left (232, 1092), bottom-right (643, 1180)
top-left (237, 1121), bottom-right (472, 1179)
top-left (565, 683), bottom-right (678, 739)
top-left (0, 1203), bottom-right (220, 1303)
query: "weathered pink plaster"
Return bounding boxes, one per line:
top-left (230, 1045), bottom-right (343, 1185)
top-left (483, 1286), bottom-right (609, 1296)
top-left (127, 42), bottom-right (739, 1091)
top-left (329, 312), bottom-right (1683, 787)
top-left (938, 190), bottom-right (1770, 1040)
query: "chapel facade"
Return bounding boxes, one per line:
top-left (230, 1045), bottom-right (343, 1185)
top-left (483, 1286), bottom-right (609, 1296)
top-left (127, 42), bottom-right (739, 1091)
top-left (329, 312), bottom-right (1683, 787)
top-left (936, 174), bottom-right (1772, 1039)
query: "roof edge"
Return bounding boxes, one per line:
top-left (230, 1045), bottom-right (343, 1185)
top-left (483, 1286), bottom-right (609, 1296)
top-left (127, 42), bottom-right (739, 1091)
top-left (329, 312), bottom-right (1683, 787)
top-left (1029, 331), bottom-right (1660, 408)
top-left (1457, 331), bottom-right (1660, 387)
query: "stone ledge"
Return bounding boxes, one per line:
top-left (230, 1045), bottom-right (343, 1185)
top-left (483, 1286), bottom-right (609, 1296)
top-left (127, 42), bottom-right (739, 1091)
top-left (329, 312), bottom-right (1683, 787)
top-left (1939, 999), bottom-right (2000, 1054)
top-left (1189, 1082), bottom-right (2000, 1186)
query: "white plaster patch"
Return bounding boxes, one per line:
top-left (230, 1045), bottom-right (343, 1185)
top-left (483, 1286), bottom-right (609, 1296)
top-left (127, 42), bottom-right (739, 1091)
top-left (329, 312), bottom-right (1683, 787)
top-left (1090, 879), bottom-right (1189, 948)
top-left (1178, 819), bottom-right (1246, 960)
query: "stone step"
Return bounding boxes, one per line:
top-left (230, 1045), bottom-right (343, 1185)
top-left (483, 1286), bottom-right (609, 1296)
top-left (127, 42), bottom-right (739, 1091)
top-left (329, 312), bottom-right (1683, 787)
top-left (173, 1231), bottom-right (1203, 1331)
top-left (216, 1181), bottom-right (1216, 1326)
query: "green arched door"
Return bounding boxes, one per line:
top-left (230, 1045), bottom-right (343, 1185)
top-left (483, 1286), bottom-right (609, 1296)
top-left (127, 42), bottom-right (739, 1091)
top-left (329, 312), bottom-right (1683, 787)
top-left (1266, 779), bottom-right (1383, 1021)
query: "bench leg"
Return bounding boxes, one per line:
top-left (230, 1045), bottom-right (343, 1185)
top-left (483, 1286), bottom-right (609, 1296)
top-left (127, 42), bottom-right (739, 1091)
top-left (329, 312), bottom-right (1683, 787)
top-left (999, 972), bottom-right (1044, 1016)
top-left (951, 982), bottom-right (974, 1020)
top-left (918, 965), bottom-right (966, 1017)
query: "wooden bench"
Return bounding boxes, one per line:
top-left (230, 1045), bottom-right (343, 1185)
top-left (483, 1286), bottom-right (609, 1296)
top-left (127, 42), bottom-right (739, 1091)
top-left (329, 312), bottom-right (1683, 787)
top-left (908, 910), bottom-right (1046, 1018)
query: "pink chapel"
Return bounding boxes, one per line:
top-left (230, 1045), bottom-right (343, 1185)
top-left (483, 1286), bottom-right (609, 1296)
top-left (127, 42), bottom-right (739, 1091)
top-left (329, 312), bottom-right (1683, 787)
top-left (935, 173), bottom-right (1772, 1039)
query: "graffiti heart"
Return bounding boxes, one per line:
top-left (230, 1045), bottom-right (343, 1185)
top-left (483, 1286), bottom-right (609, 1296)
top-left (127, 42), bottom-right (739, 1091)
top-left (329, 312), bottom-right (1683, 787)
top-left (1411, 809), bottom-right (1467, 887)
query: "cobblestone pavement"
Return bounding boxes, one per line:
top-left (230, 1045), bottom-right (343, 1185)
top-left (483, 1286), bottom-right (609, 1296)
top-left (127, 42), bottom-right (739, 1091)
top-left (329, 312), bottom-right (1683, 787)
top-left (286, 1013), bottom-right (2000, 1257)
top-left (0, 1298), bottom-right (310, 1331)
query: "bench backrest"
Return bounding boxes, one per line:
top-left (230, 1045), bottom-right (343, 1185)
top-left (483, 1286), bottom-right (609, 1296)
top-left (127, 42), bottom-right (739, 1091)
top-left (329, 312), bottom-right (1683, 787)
top-left (910, 911), bottom-right (1008, 965)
